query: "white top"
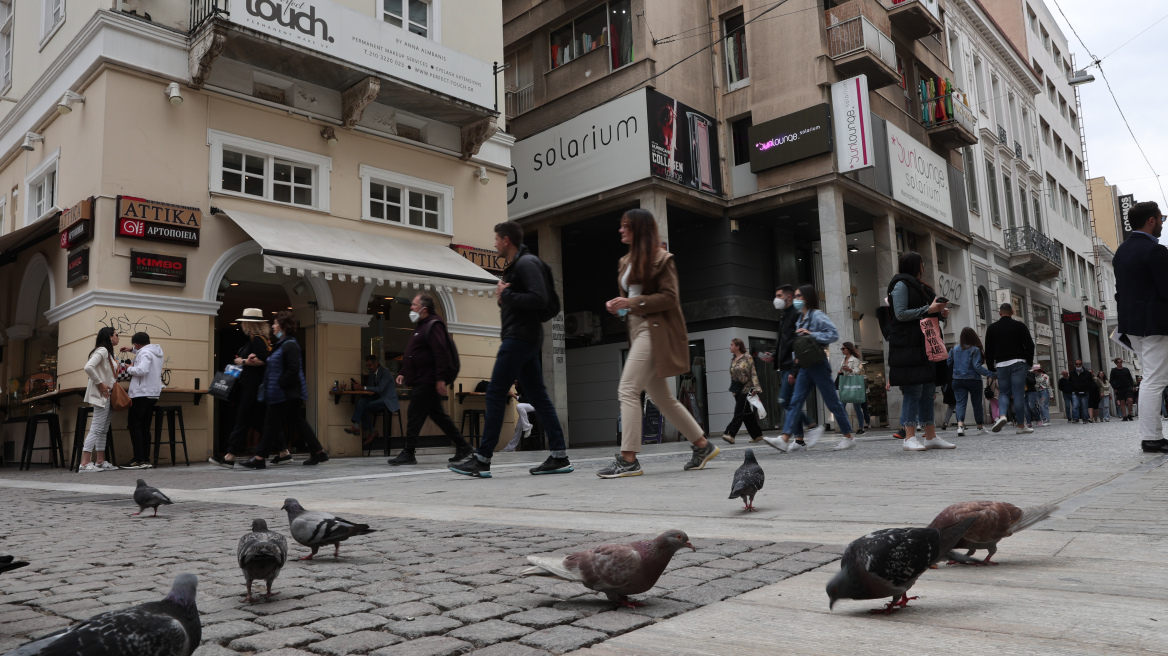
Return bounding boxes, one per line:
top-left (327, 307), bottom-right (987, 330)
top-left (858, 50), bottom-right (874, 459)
top-left (83, 347), bottom-right (117, 408)
top-left (126, 344), bottom-right (164, 398)
top-left (996, 358), bottom-right (1025, 368)
top-left (621, 265), bottom-right (643, 299)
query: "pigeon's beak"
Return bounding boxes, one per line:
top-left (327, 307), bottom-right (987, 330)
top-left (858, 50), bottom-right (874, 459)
top-left (686, 541), bottom-right (696, 552)
top-left (829, 599), bottom-right (836, 610)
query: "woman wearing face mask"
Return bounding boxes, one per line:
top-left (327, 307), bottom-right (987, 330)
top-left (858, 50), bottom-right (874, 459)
top-left (762, 285), bottom-right (857, 452)
top-left (721, 338), bottom-right (763, 444)
top-left (240, 311), bottom-right (329, 469)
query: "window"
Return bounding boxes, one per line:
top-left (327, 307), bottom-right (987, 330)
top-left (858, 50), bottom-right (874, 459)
top-left (1069, 108), bottom-right (1078, 132)
top-left (382, 0), bottom-right (429, 38)
top-left (948, 32), bottom-right (965, 84)
top-left (1033, 61), bottom-right (1043, 82)
top-left (1028, 6), bottom-right (1038, 33)
top-left (1059, 186), bottom-right (1070, 221)
top-left (1008, 93), bottom-right (1020, 146)
top-left (1052, 43), bottom-right (1061, 62)
top-left (731, 116), bottom-right (752, 166)
top-left (1081, 205), bottom-right (1090, 236)
top-left (1046, 175), bottom-right (1057, 209)
top-left (1021, 108), bottom-right (1032, 158)
top-left (1019, 184), bottom-right (1030, 228)
top-left (1040, 118), bottom-right (1051, 146)
top-left (1071, 198), bottom-right (1080, 228)
top-left (360, 165), bottom-right (453, 234)
top-left (986, 160), bottom-right (1001, 226)
top-left (1032, 195), bottom-right (1043, 233)
top-left (1075, 157), bottom-right (1084, 181)
top-left (1041, 26), bottom-right (1050, 52)
top-left (1003, 173), bottom-right (1016, 229)
top-left (0, 196), bottom-right (6, 236)
top-left (1058, 94), bottom-right (1068, 120)
top-left (1047, 80), bottom-right (1056, 104)
top-left (963, 147), bottom-right (979, 214)
top-left (1057, 241), bottom-right (1067, 291)
top-left (24, 148), bottom-right (59, 226)
top-left (974, 57), bottom-right (987, 115)
top-left (40, 0), bottom-right (63, 44)
top-left (1067, 248), bottom-right (1076, 297)
top-left (550, 1), bottom-right (632, 71)
top-left (0, 0), bottom-right (12, 91)
top-left (1053, 132), bottom-right (1062, 155)
top-left (1087, 262), bottom-right (1096, 303)
top-left (724, 12), bottom-right (749, 89)
top-left (209, 130), bottom-right (332, 211)
top-left (504, 45), bottom-right (534, 118)
top-left (991, 75), bottom-right (1005, 132)
top-left (1065, 145), bottom-right (1074, 168)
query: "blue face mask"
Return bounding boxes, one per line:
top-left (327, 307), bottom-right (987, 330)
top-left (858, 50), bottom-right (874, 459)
top-left (274, 331), bottom-right (284, 340)
top-left (793, 299), bottom-right (805, 311)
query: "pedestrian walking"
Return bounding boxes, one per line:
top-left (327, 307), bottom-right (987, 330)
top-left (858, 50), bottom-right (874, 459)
top-left (1110, 358), bottom-right (1136, 421)
top-left (1025, 365), bottom-right (1043, 428)
top-left (839, 342), bottom-right (868, 435)
top-left (450, 221), bottom-right (573, 478)
top-left (762, 284), bottom-right (857, 452)
top-left (987, 376), bottom-right (1000, 421)
top-left (240, 312), bottom-right (329, 469)
top-left (773, 284), bottom-right (815, 441)
top-left (1057, 371), bottom-right (1073, 422)
top-left (587, 209), bottom-right (719, 478)
top-left (389, 294), bottom-right (474, 466)
top-left (503, 382), bottom-right (535, 452)
top-left (984, 302), bottom-right (1036, 435)
top-left (79, 327), bottom-right (121, 472)
top-left (1112, 201), bottom-right (1168, 452)
top-left (1034, 367), bottom-right (1052, 426)
top-left (721, 338), bottom-right (763, 445)
top-left (120, 332), bottom-right (163, 469)
top-left (1067, 360), bottom-right (1094, 424)
top-left (1097, 371), bottom-right (1112, 421)
top-left (1087, 370), bottom-right (1102, 422)
top-left (946, 327), bottom-right (993, 436)
top-left (210, 310), bottom-right (271, 468)
top-left (346, 355), bottom-right (400, 445)
top-left (939, 369), bottom-right (957, 430)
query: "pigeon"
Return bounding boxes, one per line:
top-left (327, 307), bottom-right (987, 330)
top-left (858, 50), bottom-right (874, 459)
top-left (521, 529), bottom-right (695, 607)
top-left (281, 498), bottom-right (375, 560)
top-left (237, 519), bottom-right (288, 602)
top-left (729, 449), bottom-right (765, 511)
top-left (928, 501), bottom-right (1058, 565)
top-left (132, 479), bottom-right (173, 517)
top-left (3, 573), bottom-right (200, 656)
top-left (826, 517), bottom-right (976, 613)
top-left (0, 555), bottom-right (29, 575)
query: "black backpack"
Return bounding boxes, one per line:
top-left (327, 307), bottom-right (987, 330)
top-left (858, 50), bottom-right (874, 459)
top-left (421, 320), bottom-right (461, 385)
top-left (1025, 371), bottom-right (1037, 392)
top-left (523, 253), bottom-right (562, 323)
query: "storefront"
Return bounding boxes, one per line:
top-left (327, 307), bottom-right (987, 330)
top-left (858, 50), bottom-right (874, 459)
top-left (1062, 309), bottom-right (1084, 364)
top-left (1085, 304), bottom-right (1106, 372)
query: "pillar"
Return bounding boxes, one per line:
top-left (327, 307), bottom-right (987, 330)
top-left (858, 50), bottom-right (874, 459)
top-left (817, 185), bottom-right (854, 371)
top-left (637, 189), bottom-right (669, 245)
top-left (920, 231), bottom-right (939, 290)
top-left (538, 224), bottom-right (570, 444)
top-left (873, 210), bottom-right (900, 426)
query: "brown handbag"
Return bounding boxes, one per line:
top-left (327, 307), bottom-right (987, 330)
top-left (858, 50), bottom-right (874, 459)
top-left (108, 358), bottom-right (132, 412)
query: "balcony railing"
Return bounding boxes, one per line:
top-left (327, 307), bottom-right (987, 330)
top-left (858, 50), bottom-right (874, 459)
top-left (190, 0), bottom-right (225, 33)
top-left (827, 17), bottom-right (897, 71)
top-left (505, 84), bottom-right (534, 120)
top-left (921, 91), bottom-right (976, 132)
top-left (1005, 226), bottom-right (1062, 266)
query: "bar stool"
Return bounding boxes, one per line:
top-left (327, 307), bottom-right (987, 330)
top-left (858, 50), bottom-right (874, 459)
top-left (362, 408), bottom-right (404, 457)
top-left (152, 405), bottom-right (190, 467)
top-left (69, 406), bottom-right (118, 472)
top-left (20, 413), bottom-right (65, 471)
top-left (460, 409), bottom-right (486, 447)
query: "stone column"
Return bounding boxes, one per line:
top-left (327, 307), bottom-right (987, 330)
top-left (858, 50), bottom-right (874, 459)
top-left (872, 210), bottom-right (900, 426)
top-left (817, 185), bottom-right (855, 371)
top-left (637, 189), bottom-right (669, 245)
top-left (538, 224), bottom-right (570, 444)
top-left (919, 231), bottom-right (939, 290)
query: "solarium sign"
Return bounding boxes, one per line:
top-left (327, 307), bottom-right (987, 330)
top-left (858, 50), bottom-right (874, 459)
top-left (885, 122), bottom-right (953, 227)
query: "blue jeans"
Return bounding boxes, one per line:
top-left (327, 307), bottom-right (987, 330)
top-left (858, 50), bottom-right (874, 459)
top-left (782, 360), bottom-right (852, 436)
top-left (900, 382), bottom-right (936, 427)
top-left (1041, 389), bottom-right (1051, 423)
top-left (852, 403), bottom-right (869, 428)
top-left (779, 368), bottom-right (809, 437)
top-left (1071, 393), bottom-right (1089, 421)
top-left (1062, 393), bottom-right (1073, 420)
top-left (351, 397), bottom-right (388, 430)
top-left (1099, 396), bottom-right (1111, 420)
top-left (477, 337), bottom-right (567, 461)
top-left (995, 362), bottom-right (1028, 426)
top-left (952, 378), bottom-right (984, 425)
top-left (1027, 391), bottom-right (1043, 425)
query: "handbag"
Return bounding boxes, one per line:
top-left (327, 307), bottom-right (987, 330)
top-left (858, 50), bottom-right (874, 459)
top-left (838, 374), bottom-right (867, 404)
top-left (747, 394), bottom-right (768, 420)
top-left (729, 379), bottom-right (744, 395)
top-left (107, 358), bottom-right (132, 412)
top-left (792, 335), bottom-right (826, 367)
top-left (920, 317), bottom-right (948, 362)
top-left (984, 387), bottom-right (995, 400)
top-left (208, 370), bottom-right (239, 401)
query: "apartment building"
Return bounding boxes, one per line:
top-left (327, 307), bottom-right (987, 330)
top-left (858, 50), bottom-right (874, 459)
top-left (0, 0), bottom-right (513, 462)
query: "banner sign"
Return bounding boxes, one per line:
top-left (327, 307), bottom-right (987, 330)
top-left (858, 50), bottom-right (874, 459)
top-left (59, 197), bottom-right (93, 233)
top-left (60, 219), bottom-right (93, 250)
top-left (885, 122), bottom-right (953, 226)
top-left (748, 104), bottom-right (833, 173)
top-left (66, 247), bottom-right (89, 288)
top-left (228, 0), bottom-right (493, 108)
top-left (117, 196), bottom-right (202, 246)
top-left (1085, 305), bottom-right (1104, 321)
top-left (130, 251), bottom-right (187, 287)
top-left (646, 89), bottom-right (722, 195)
top-left (451, 244), bottom-right (505, 273)
top-left (1061, 311), bottom-right (1082, 324)
top-left (1118, 194), bottom-right (1134, 241)
top-left (831, 75), bottom-right (875, 173)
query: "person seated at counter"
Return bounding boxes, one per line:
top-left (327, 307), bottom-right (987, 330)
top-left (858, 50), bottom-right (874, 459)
top-left (345, 355), bottom-right (400, 444)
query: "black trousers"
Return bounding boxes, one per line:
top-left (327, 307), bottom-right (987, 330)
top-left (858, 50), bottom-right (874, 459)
top-left (255, 399), bottom-right (323, 458)
top-left (724, 392), bottom-right (763, 439)
top-left (226, 381), bottom-right (265, 456)
top-left (404, 383), bottom-right (469, 451)
top-left (127, 397), bottom-right (157, 463)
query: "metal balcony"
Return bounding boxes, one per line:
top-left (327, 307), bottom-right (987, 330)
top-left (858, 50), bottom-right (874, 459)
top-left (826, 16), bottom-right (900, 88)
top-left (1004, 226), bottom-right (1062, 281)
top-left (921, 91), bottom-right (978, 149)
top-left (886, 0), bottom-right (943, 40)
top-left (505, 84), bottom-right (534, 120)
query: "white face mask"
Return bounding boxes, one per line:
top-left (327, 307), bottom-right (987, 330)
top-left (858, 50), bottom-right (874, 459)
top-left (409, 311), bottom-right (421, 323)
top-left (773, 297), bottom-right (786, 310)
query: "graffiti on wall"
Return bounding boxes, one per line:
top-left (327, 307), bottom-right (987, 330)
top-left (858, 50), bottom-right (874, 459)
top-left (97, 312), bottom-right (173, 337)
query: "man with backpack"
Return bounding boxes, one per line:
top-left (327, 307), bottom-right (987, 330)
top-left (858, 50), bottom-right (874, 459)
top-left (450, 221), bottom-right (572, 478)
top-left (390, 293), bottom-right (474, 465)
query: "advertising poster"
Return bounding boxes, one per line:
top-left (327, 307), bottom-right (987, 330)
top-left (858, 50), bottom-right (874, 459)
top-left (747, 104), bottom-right (833, 173)
top-left (1118, 193), bottom-right (1134, 241)
top-left (885, 122), bottom-right (953, 226)
top-left (831, 75), bottom-right (875, 173)
top-left (646, 89), bottom-right (722, 196)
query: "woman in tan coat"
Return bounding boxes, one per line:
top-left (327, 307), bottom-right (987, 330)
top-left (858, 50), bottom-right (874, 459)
top-left (600, 209), bottom-right (720, 478)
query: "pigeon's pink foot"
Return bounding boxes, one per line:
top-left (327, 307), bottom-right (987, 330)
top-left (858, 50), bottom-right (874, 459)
top-left (894, 594), bottom-right (918, 608)
top-left (617, 599), bottom-right (645, 608)
top-left (130, 512), bottom-right (141, 517)
top-left (298, 554), bottom-right (314, 561)
top-left (981, 558), bottom-right (998, 566)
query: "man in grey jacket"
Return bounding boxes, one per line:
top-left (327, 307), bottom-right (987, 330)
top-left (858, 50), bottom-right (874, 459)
top-left (346, 355), bottom-right (400, 444)
top-left (121, 332), bottom-right (163, 469)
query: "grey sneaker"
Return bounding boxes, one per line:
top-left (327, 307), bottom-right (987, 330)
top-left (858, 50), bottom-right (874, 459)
top-left (683, 443), bottom-right (720, 471)
top-left (597, 457), bottom-right (642, 478)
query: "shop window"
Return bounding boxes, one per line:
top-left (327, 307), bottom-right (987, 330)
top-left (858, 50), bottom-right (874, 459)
top-left (40, 0), bottom-right (63, 46)
top-left (382, 0), bottom-right (429, 39)
top-left (24, 148), bottom-right (59, 226)
top-left (724, 11), bottom-right (749, 90)
top-left (963, 148), bottom-right (979, 214)
top-left (731, 116), bottom-right (752, 166)
top-left (985, 160), bottom-right (1001, 227)
top-left (976, 285), bottom-right (990, 322)
top-left (0, 0), bottom-right (12, 92)
top-left (209, 130), bottom-right (332, 211)
top-left (360, 164), bottom-right (453, 235)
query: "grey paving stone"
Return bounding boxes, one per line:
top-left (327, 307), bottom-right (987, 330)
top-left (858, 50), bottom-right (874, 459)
top-left (549, 598), bottom-right (610, 617)
top-left (467, 642), bottom-right (551, 656)
top-left (248, 598), bottom-right (317, 615)
top-left (706, 577), bottom-right (765, 593)
top-left (519, 626), bottom-right (607, 654)
top-left (202, 620), bottom-right (266, 644)
top-left (306, 629), bottom-right (404, 655)
top-left (570, 611), bottom-right (654, 635)
top-left (306, 613), bottom-right (388, 637)
top-left (428, 591), bottom-right (489, 610)
top-left (192, 644), bottom-right (239, 656)
top-left (253, 649), bottom-right (317, 656)
top-left (731, 568), bottom-right (794, 584)
top-left (229, 627), bottom-right (324, 651)
top-left (382, 615), bottom-right (464, 639)
top-left (447, 619), bottom-right (534, 647)
top-left (372, 636), bottom-right (474, 656)
top-left (491, 593), bottom-right (559, 610)
top-left (663, 566), bottom-right (725, 582)
top-left (446, 602), bottom-right (521, 623)
top-left (664, 584), bottom-right (736, 605)
top-left (729, 551), bottom-right (785, 565)
top-left (504, 608), bottom-right (583, 629)
top-left (314, 601), bottom-right (378, 617)
top-left (367, 591), bottom-right (426, 607)
top-left (373, 601), bottom-right (442, 620)
top-left (614, 598), bottom-right (697, 619)
top-left (477, 583), bottom-right (532, 597)
top-left (415, 581), bottom-right (472, 594)
top-left (701, 558), bottom-right (755, 572)
top-left (256, 609), bottom-right (330, 629)
top-left (200, 608), bottom-right (258, 624)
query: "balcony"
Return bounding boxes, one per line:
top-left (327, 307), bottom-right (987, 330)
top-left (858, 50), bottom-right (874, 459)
top-left (1004, 226), bottom-right (1062, 281)
top-left (826, 16), bottom-right (900, 88)
top-left (886, 0), bottom-right (943, 40)
top-left (921, 90), bottom-right (978, 149)
top-left (505, 84), bottom-right (534, 119)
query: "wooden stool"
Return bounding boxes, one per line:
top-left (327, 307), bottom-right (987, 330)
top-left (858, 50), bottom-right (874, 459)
top-left (20, 413), bottom-right (65, 471)
top-left (460, 409), bottom-right (485, 448)
top-left (363, 408), bottom-right (404, 457)
top-left (69, 406), bottom-right (117, 472)
top-left (152, 405), bottom-right (190, 467)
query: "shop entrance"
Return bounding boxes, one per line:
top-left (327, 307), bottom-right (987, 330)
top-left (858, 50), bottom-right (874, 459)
top-left (1087, 322), bottom-right (1103, 371)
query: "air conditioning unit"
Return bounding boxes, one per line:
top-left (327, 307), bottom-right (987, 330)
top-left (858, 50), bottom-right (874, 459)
top-left (565, 311), bottom-right (598, 339)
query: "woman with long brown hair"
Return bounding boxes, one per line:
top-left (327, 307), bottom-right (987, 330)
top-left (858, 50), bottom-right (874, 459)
top-left (721, 338), bottom-right (763, 444)
top-left (600, 209), bottom-right (720, 477)
top-left (838, 341), bottom-right (869, 438)
top-left (946, 326), bottom-right (994, 436)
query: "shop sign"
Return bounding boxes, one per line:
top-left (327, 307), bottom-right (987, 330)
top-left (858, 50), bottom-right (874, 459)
top-left (227, 0), bottom-right (492, 108)
top-left (1085, 305), bottom-right (1104, 321)
top-left (1035, 322), bottom-right (1053, 339)
top-left (116, 196), bottom-right (201, 246)
top-left (66, 247), bottom-right (89, 288)
top-left (831, 75), bottom-right (874, 173)
top-left (748, 104), bottom-right (833, 173)
top-left (1119, 194), bottom-right (1135, 241)
top-left (885, 122), bottom-right (953, 226)
top-left (59, 197), bottom-right (94, 249)
top-left (451, 244), bottom-right (505, 273)
top-left (130, 250), bottom-right (187, 287)
top-left (646, 89), bottom-right (722, 196)
top-left (60, 218), bottom-right (93, 250)
top-left (1061, 310), bottom-right (1082, 324)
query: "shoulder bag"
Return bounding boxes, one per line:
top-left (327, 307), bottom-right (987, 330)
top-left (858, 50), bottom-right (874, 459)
top-left (108, 358), bottom-right (132, 411)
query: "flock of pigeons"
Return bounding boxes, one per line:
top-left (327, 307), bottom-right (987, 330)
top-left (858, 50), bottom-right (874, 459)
top-left (0, 453), bottom-right (1058, 654)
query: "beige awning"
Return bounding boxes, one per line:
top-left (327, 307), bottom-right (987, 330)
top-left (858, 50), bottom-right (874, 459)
top-left (219, 209), bottom-right (499, 295)
top-left (0, 214), bottom-right (58, 266)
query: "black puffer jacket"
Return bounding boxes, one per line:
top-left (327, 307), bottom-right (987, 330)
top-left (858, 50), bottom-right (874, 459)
top-left (499, 245), bottom-right (550, 344)
top-left (886, 274), bottom-right (939, 386)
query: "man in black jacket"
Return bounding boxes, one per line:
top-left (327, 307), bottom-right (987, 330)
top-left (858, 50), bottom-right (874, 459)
top-left (450, 221), bottom-right (571, 478)
top-left (772, 285), bottom-right (813, 442)
top-left (1109, 358), bottom-right (1136, 421)
top-left (1113, 200), bottom-right (1168, 451)
top-left (1067, 359), bottom-right (1094, 424)
top-left (983, 303), bottom-right (1035, 434)
top-left (389, 294), bottom-right (474, 465)
top-left (1057, 371), bottom-right (1074, 423)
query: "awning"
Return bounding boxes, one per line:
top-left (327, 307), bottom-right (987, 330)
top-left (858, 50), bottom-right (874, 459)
top-left (0, 214), bottom-right (59, 266)
top-left (219, 210), bottom-right (500, 295)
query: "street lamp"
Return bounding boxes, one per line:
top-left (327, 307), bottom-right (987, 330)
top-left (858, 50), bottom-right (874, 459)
top-left (1068, 69), bottom-right (1096, 86)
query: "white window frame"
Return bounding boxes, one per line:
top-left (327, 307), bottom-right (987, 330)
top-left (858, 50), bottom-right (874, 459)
top-left (24, 147), bottom-right (59, 227)
top-left (0, 0), bottom-right (13, 93)
top-left (39, 0), bottom-right (64, 50)
top-left (359, 164), bottom-right (453, 236)
top-left (208, 130), bottom-right (332, 212)
top-left (0, 195), bottom-right (6, 236)
top-left (379, 0), bottom-right (439, 41)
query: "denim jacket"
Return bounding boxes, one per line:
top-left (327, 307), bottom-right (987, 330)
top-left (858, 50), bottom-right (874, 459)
top-left (947, 345), bottom-right (993, 380)
top-left (797, 309), bottom-right (840, 346)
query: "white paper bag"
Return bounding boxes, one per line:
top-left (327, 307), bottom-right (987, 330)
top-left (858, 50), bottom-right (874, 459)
top-left (748, 394), bottom-right (767, 420)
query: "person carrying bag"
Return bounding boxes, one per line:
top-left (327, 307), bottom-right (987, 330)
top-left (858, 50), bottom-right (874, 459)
top-left (721, 338), bottom-right (764, 444)
top-left (837, 342), bottom-right (867, 434)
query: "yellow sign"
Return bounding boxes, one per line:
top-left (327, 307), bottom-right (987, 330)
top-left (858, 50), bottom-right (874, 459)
top-left (451, 244), bottom-right (505, 273)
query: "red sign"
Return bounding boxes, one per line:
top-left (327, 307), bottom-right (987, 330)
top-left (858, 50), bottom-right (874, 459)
top-left (115, 196), bottom-right (201, 246)
top-left (60, 219), bottom-right (93, 249)
top-left (1085, 305), bottom-right (1104, 321)
top-left (130, 250), bottom-right (187, 287)
top-left (1061, 311), bottom-right (1082, 323)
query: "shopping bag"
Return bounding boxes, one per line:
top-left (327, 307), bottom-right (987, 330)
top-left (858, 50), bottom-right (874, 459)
top-left (837, 374), bottom-right (867, 404)
top-left (208, 365), bottom-right (242, 401)
top-left (747, 394), bottom-right (768, 420)
top-left (920, 317), bottom-right (948, 362)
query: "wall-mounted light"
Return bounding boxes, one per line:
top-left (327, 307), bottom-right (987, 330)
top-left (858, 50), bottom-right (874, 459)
top-left (320, 126), bottom-right (338, 146)
top-left (475, 166), bottom-right (489, 186)
top-left (729, 219), bottom-right (740, 233)
top-left (848, 246), bottom-right (859, 253)
top-left (21, 132), bottom-right (44, 151)
top-left (165, 82), bottom-right (183, 106)
top-left (56, 91), bottom-right (85, 114)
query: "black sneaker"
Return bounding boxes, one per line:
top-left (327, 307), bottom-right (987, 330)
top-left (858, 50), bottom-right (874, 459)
top-left (683, 442), bottom-right (720, 471)
top-left (1141, 440), bottom-right (1168, 453)
top-left (239, 457), bottom-right (267, 470)
top-left (269, 453), bottom-right (294, 465)
top-left (388, 450), bottom-right (417, 466)
top-left (597, 457), bottom-right (642, 478)
top-left (122, 461), bottom-right (143, 470)
top-left (208, 455), bottom-right (234, 469)
top-left (449, 456), bottom-right (492, 478)
top-left (530, 456), bottom-right (574, 475)
top-left (303, 452), bottom-right (329, 466)
top-left (448, 447), bottom-right (473, 463)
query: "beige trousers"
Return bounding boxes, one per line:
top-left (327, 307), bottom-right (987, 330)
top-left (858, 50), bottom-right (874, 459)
top-left (619, 316), bottom-right (705, 452)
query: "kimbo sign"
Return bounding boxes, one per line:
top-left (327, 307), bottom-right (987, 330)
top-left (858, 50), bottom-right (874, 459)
top-left (130, 250), bottom-right (187, 287)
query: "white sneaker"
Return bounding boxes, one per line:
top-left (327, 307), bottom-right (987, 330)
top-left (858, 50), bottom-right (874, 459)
top-left (972, 427), bottom-right (988, 435)
top-left (903, 436), bottom-right (926, 451)
top-left (956, 425), bottom-right (966, 436)
top-left (788, 441), bottom-right (806, 452)
top-left (804, 425), bottom-right (825, 448)
top-left (97, 461), bottom-right (118, 470)
top-left (1016, 426), bottom-right (1035, 435)
top-left (762, 436), bottom-right (790, 453)
top-left (78, 463), bottom-right (101, 473)
top-left (833, 438), bottom-right (856, 451)
top-left (991, 416), bottom-right (1008, 433)
top-left (924, 436), bottom-right (957, 449)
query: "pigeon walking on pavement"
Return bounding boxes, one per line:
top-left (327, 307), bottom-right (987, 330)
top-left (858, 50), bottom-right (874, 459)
top-left (237, 519), bottom-right (288, 602)
top-left (928, 500), bottom-right (1058, 565)
top-left (2, 573), bottom-right (200, 656)
top-left (729, 449), bottom-right (765, 511)
top-left (521, 529), bottom-right (695, 607)
top-left (0, 555), bottom-right (29, 575)
top-left (826, 517), bottom-right (976, 613)
top-left (281, 498), bottom-right (375, 560)
top-left (132, 479), bottom-right (173, 517)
